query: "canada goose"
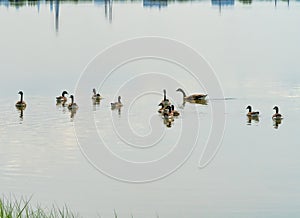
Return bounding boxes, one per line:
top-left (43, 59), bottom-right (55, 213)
top-left (176, 88), bottom-right (207, 101)
top-left (56, 91), bottom-right (68, 102)
top-left (15, 91), bottom-right (26, 109)
top-left (111, 96), bottom-right (123, 108)
top-left (68, 95), bottom-right (79, 110)
top-left (160, 89), bottom-right (171, 107)
top-left (171, 105), bottom-right (180, 116)
top-left (158, 102), bottom-right (165, 113)
top-left (163, 106), bottom-right (173, 119)
top-left (246, 105), bottom-right (259, 117)
top-left (272, 106), bottom-right (282, 120)
top-left (92, 88), bottom-right (102, 101)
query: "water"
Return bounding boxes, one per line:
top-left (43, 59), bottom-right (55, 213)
top-left (1, 0), bottom-right (300, 217)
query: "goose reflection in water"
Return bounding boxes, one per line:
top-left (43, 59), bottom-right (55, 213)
top-left (16, 108), bottom-right (24, 122)
top-left (273, 118), bottom-right (282, 129)
top-left (69, 108), bottom-right (77, 120)
top-left (92, 100), bottom-right (101, 112)
top-left (111, 106), bottom-right (122, 117)
top-left (180, 99), bottom-right (208, 109)
top-left (247, 116), bottom-right (259, 125)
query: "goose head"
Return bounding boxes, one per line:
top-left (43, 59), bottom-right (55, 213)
top-left (246, 105), bottom-right (252, 112)
top-left (62, 91), bottom-right (68, 96)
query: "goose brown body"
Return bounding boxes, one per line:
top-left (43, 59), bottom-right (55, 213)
top-left (176, 88), bottom-right (207, 101)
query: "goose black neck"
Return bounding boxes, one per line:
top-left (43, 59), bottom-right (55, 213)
top-left (163, 90), bottom-right (166, 101)
top-left (179, 89), bottom-right (186, 98)
top-left (20, 93), bottom-right (23, 102)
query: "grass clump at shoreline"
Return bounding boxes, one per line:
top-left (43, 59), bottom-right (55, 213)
top-left (0, 196), bottom-right (80, 218)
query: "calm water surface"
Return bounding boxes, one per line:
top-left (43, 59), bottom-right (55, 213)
top-left (0, 0), bottom-right (300, 217)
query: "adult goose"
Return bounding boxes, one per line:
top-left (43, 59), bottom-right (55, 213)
top-left (56, 91), bottom-right (68, 103)
top-left (15, 91), bottom-right (26, 109)
top-left (176, 88), bottom-right (207, 101)
top-left (158, 102), bottom-right (165, 113)
top-left (111, 96), bottom-right (123, 108)
top-left (92, 88), bottom-right (102, 101)
top-left (68, 95), bottom-right (79, 110)
top-left (171, 105), bottom-right (180, 116)
top-left (246, 105), bottom-right (259, 117)
top-left (163, 106), bottom-right (173, 119)
top-left (272, 106), bottom-right (283, 120)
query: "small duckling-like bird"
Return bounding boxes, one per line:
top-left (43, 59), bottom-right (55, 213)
top-left (246, 105), bottom-right (259, 117)
top-left (176, 88), bottom-right (207, 101)
top-left (272, 106), bottom-right (283, 120)
top-left (56, 91), bottom-right (68, 102)
top-left (92, 88), bottom-right (102, 101)
top-left (111, 96), bottom-right (123, 108)
top-left (68, 95), bottom-right (79, 110)
top-left (171, 105), bottom-right (180, 116)
top-left (15, 91), bottom-right (26, 109)
top-left (160, 89), bottom-right (171, 107)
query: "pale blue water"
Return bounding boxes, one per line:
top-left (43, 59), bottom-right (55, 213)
top-left (0, 0), bottom-right (300, 217)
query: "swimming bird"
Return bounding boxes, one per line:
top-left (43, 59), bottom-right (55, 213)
top-left (111, 96), bottom-right (123, 108)
top-left (160, 89), bottom-right (171, 107)
top-left (68, 95), bottom-right (79, 110)
top-left (272, 106), bottom-right (282, 120)
top-left (15, 91), bottom-right (26, 109)
top-left (158, 102), bottom-right (165, 113)
top-left (56, 91), bottom-right (68, 103)
top-left (163, 106), bottom-right (173, 119)
top-left (176, 88), bottom-right (207, 101)
top-left (92, 88), bottom-right (102, 101)
top-left (246, 105), bottom-right (259, 117)
top-left (171, 105), bottom-right (180, 116)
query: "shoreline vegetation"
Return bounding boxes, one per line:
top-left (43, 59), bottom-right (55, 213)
top-left (0, 196), bottom-right (80, 218)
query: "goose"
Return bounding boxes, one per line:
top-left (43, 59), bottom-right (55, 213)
top-left (15, 91), bottom-right (26, 109)
top-left (160, 89), bottom-right (171, 107)
top-left (56, 91), bottom-right (68, 102)
top-left (92, 88), bottom-right (102, 101)
top-left (158, 102), bottom-right (165, 113)
top-left (68, 95), bottom-right (79, 110)
top-left (171, 105), bottom-right (180, 116)
top-left (111, 96), bottom-right (123, 108)
top-left (163, 106), bottom-right (173, 119)
top-left (176, 88), bottom-right (207, 101)
top-left (246, 105), bottom-right (259, 117)
top-left (272, 106), bottom-right (282, 120)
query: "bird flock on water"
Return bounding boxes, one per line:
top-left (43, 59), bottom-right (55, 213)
top-left (14, 88), bottom-right (283, 128)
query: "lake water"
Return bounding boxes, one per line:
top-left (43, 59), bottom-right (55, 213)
top-left (1, 0), bottom-right (300, 217)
